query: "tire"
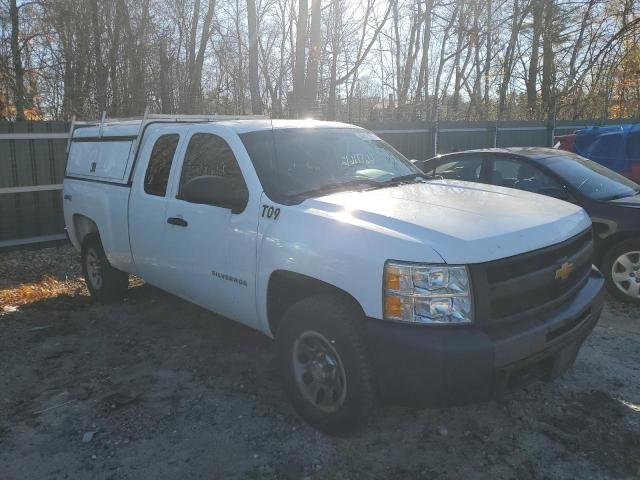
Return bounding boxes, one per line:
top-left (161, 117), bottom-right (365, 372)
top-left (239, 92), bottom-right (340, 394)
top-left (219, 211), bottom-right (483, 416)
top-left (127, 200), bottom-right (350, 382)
top-left (81, 233), bottom-right (129, 302)
top-left (275, 294), bottom-right (374, 434)
top-left (601, 238), bottom-right (640, 304)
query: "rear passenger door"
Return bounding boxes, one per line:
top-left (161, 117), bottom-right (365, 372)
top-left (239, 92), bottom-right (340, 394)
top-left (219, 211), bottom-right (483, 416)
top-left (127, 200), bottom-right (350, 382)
top-left (164, 126), bottom-right (261, 328)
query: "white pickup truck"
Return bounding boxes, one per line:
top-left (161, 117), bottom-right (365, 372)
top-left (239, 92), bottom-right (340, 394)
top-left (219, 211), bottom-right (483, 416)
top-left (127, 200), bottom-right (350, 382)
top-left (63, 115), bottom-right (604, 432)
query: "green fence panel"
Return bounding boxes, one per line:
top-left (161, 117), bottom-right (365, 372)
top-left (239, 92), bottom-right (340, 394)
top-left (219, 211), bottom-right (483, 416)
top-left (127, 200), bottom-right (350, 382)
top-left (1, 117), bottom-right (639, 246)
top-left (0, 121), bottom-right (68, 245)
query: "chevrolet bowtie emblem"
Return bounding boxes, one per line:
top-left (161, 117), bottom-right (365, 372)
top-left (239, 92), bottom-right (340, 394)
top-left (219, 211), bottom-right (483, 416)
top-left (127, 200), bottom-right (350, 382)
top-left (555, 261), bottom-right (574, 281)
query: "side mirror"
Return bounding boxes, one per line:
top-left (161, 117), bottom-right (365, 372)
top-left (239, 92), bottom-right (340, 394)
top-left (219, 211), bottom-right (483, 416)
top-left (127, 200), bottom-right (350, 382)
top-left (180, 175), bottom-right (248, 213)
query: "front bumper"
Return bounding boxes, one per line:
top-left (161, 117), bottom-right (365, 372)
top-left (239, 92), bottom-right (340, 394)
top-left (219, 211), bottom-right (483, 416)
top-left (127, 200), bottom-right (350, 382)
top-left (364, 267), bottom-right (605, 407)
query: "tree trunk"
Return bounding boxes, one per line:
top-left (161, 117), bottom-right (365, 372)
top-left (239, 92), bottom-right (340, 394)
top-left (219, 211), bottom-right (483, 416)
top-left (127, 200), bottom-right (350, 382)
top-left (247, 0), bottom-right (262, 114)
top-left (125, 0), bottom-right (149, 115)
top-left (9, 0), bottom-right (26, 120)
top-left (432, 3), bottom-right (458, 120)
top-left (498, 0), bottom-right (522, 120)
top-left (91, 0), bottom-right (107, 113)
top-left (293, 0), bottom-right (308, 117)
top-left (189, 0), bottom-right (216, 113)
top-left (415, 0), bottom-right (433, 118)
top-left (305, 0), bottom-right (321, 115)
top-left (540, 0), bottom-right (555, 119)
top-left (109, 0), bottom-right (124, 114)
top-left (527, 0), bottom-right (543, 118)
top-left (483, 0), bottom-right (492, 119)
top-left (326, 0), bottom-right (341, 120)
top-left (397, 1), bottom-right (422, 111)
top-left (451, 0), bottom-right (467, 117)
top-left (159, 36), bottom-right (172, 113)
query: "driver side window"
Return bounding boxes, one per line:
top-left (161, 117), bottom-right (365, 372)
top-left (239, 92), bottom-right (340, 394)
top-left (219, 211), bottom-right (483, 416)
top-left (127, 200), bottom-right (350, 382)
top-left (433, 156), bottom-right (483, 182)
top-left (178, 133), bottom-right (247, 202)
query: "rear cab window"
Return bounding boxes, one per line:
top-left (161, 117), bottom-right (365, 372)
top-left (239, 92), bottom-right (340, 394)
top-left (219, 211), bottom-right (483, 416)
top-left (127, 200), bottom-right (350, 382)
top-left (144, 134), bottom-right (180, 196)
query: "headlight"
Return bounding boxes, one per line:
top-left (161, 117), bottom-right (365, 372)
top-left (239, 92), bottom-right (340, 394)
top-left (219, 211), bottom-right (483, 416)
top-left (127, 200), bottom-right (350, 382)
top-left (383, 261), bottom-right (473, 324)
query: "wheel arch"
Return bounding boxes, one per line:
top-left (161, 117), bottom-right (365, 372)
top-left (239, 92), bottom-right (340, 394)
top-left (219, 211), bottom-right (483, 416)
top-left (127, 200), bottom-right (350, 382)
top-left (596, 232), bottom-right (640, 267)
top-left (266, 270), bottom-right (366, 337)
top-left (72, 214), bottom-right (99, 249)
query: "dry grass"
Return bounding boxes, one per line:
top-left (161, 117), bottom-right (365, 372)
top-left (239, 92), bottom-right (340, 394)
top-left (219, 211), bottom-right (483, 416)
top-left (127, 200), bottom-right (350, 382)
top-left (0, 275), bottom-right (84, 310)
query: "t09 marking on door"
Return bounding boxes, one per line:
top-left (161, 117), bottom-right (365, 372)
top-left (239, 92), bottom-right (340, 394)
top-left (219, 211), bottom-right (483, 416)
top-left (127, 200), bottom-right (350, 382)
top-left (261, 205), bottom-right (281, 220)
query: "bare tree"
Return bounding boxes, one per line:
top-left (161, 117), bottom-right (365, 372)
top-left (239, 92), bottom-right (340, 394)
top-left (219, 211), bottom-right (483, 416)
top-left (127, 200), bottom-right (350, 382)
top-left (0, 0), bottom-right (637, 121)
top-left (9, 0), bottom-right (25, 120)
top-left (304, 0), bottom-right (321, 113)
top-left (247, 0), bottom-right (262, 113)
top-left (292, 0), bottom-right (308, 116)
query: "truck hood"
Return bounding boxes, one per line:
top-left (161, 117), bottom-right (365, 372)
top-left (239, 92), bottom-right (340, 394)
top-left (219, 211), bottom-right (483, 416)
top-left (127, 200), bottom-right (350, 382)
top-left (301, 180), bottom-right (591, 264)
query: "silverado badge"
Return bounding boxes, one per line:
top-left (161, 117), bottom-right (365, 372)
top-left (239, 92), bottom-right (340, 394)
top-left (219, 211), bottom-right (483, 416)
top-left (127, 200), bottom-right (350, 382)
top-left (555, 261), bottom-right (574, 281)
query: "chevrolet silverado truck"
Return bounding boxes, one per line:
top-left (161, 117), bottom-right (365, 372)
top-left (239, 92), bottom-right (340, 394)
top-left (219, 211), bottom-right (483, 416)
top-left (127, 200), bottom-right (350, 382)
top-left (63, 115), bottom-right (605, 433)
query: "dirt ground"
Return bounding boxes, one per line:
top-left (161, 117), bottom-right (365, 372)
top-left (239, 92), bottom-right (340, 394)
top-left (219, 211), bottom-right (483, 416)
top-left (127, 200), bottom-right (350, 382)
top-left (0, 244), bottom-right (639, 480)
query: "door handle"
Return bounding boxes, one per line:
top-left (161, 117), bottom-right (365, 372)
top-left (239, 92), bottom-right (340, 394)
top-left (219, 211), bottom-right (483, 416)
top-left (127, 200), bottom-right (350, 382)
top-left (167, 217), bottom-right (188, 227)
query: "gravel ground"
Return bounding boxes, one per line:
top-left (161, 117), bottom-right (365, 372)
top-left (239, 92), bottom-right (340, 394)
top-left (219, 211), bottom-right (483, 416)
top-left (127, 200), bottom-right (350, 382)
top-left (0, 244), bottom-right (639, 480)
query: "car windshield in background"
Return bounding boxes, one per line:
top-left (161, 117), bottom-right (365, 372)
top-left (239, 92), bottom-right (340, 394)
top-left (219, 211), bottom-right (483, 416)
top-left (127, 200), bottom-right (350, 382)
top-left (240, 128), bottom-right (420, 202)
top-left (545, 154), bottom-right (639, 201)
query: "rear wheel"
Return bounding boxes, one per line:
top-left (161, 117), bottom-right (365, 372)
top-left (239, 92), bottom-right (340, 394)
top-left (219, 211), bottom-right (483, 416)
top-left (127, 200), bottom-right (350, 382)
top-left (81, 233), bottom-right (129, 302)
top-left (276, 294), bottom-right (374, 434)
top-left (601, 239), bottom-right (640, 304)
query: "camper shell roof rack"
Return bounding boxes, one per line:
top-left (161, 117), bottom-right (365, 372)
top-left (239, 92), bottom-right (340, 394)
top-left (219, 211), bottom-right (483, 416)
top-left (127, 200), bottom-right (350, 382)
top-left (67, 108), bottom-right (268, 152)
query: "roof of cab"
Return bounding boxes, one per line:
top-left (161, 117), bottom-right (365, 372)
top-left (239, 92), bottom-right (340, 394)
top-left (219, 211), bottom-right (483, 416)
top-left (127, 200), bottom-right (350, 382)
top-left (429, 147), bottom-right (587, 166)
top-left (72, 118), bottom-right (359, 139)
top-left (432, 147), bottom-right (559, 158)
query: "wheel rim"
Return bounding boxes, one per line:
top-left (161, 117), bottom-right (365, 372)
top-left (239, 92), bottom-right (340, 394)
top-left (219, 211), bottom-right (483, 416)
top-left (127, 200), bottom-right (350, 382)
top-left (85, 248), bottom-right (103, 290)
top-left (611, 251), bottom-right (640, 299)
top-left (292, 331), bottom-right (347, 413)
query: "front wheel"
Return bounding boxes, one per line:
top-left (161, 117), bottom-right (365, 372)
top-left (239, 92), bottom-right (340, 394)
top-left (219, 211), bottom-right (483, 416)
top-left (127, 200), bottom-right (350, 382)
top-left (276, 294), bottom-right (374, 434)
top-left (601, 239), bottom-right (640, 304)
top-left (81, 233), bottom-right (129, 302)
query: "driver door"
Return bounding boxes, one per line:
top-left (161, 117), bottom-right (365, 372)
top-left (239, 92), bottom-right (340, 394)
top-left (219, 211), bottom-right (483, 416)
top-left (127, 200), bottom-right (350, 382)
top-left (164, 126), bottom-right (261, 328)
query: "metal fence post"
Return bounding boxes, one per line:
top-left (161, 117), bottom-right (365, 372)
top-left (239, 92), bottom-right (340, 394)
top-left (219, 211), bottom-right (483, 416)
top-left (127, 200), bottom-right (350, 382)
top-left (433, 122), bottom-right (438, 156)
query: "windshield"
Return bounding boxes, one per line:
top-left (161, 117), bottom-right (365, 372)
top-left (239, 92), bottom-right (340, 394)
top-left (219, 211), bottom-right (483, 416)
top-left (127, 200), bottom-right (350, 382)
top-left (545, 154), bottom-right (639, 201)
top-left (239, 128), bottom-right (420, 202)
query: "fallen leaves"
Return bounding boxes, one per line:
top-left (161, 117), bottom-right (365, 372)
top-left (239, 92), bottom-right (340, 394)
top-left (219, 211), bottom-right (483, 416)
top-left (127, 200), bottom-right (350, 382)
top-left (0, 245), bottom-right (85, 311)
top-left (0, 274), bottom-right (85, 310)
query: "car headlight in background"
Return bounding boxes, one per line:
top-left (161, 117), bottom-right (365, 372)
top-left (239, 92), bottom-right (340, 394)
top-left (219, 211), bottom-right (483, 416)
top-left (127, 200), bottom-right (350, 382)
top-left (383, 261), bottom-right (473, 324)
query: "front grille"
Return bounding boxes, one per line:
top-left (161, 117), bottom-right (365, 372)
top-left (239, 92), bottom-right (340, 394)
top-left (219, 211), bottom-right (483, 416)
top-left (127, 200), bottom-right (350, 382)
top-left (469, 228), bottom-right (593, 327)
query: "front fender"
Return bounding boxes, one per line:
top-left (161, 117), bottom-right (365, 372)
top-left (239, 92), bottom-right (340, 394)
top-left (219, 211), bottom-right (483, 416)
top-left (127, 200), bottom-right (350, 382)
top-left (255, 202), bottom-right (444, 335)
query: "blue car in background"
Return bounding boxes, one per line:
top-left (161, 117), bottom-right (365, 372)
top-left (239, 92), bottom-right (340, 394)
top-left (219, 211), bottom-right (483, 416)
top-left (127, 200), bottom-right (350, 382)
top-left (555, 124), bottom-right (640, 183)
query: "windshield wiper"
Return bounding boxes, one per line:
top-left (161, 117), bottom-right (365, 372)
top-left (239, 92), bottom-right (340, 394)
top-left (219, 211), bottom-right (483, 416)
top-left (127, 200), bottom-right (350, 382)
top-left (285, 173), bottom-right (433, 203)
top-left (287, 179), bottom-right (381, 201)
top-left (371, 172), bottom-right (434, 189)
